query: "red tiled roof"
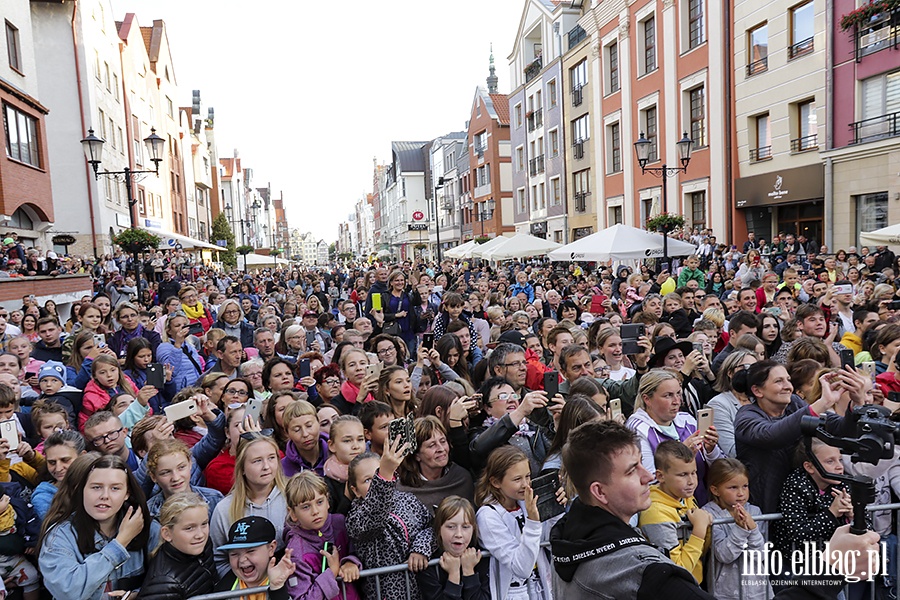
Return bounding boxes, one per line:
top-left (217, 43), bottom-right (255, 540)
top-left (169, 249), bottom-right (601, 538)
top-left (490, 94), bottom-right (510, 125)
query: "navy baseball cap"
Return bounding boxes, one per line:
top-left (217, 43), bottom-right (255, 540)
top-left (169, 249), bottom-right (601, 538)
top-left (217, 516), bottom-right (276, 551)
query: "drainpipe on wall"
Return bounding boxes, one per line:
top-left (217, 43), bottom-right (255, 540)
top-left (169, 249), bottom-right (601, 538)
top-left (724, 0), bottom-right (734, 242)
top-left (71, 0), bottom-right (100, 258)
top-left (825, 0), bottom-right (835, 250)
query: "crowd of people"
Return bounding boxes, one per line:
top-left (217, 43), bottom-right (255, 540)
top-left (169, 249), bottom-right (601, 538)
top-left (0, 227), bottom-right (896, 599)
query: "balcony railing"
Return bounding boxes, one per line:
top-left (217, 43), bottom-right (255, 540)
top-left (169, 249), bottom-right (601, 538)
top-left (474, 144), bottom-right (485, 157)
top-left (574, 191), bottom-right (588, 212)
top-left (788, 36), bottom-right (814, 59)
top-left (524, 56), bottom-right (543, 82)
top-left (568, 25), bottom-right (587, 50)
top-left (528, 155), bottom-right (545, 176)
top-left (790, 134), bottom-right (818, 152)
top-left (746, 56), bottom-right (768, 76)
top-left (749, 146), bottom-right (772, 161)
top-left (850, 111), bottom-right (900, 144)
top-left (527, 108), bottom-right (543, 131)
top-left (572, 85), bottom-right (583, 107)
top-left (573, 139), bottom-right (584, 159)
top-left (855, 10), bottom-right (900, 61)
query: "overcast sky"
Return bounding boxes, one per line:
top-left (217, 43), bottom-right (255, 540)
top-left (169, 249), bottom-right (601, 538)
top-left (115, 0), bottom-right (522, 242)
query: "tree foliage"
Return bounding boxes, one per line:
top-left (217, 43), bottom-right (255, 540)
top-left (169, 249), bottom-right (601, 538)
top-left (211, 212), bottom-right (236, 267)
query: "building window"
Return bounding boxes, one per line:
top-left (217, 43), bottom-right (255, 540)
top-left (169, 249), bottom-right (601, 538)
top-left (571, 59), bottom-right (587, 106)
top-left (689, 0), bottom-right (705, 49)
top-left (166, 97), bottom-right (174, 119)
top-left (138, 188), bottom-right (146, 215)
top-left (113, 73), bottom-right (119, 100)
top-left (790, 2), bottom-right (815, 58)
top-left (3, 104), bottom-right (40, 167)
top-left (132, 116), bottom-right (142, 166)
top-left (5, 21), bottom-right (21, 73)
top-left (531, 184), bottom-right (538, 211)
top-left (551, 177), bottom-right (561, 206)
top-left (608, 122), bottom-right (622, 173)
top-left (643, 17), bottom-right (656, 74)
top-left (97, 109), bottom-right (107, 139)
top-left (689, 86), bottom-right (706, 148)
top-left (476, 165), bottom-right (491, 186)
top-left (573, 170), bottom-right (590, 212)
top-left (607, 42), bottom-right (619, 93)
top-left (550, 129), bottom-right (559, 156)
top-left (516, 146), bottom-right (525, 171)
top-left (518, 188), bottom-right (527, 213)
top-left (856, 193), bottom-right (888, 245)
top-left (690, 191), bottom-right (707, 228)
top-left (515, 103), bottom-right (523, 128)
top-left (751, 113), bottom-right (771, 160)
top-left (609, 205), bottom-right (623, 225)
top-left (539, 182), bottom-right (546, 209)
top-left (641, 198), bottom-right (654, 226)
top-left (794, 100), bottom-right (818, 151)
top-left (747, 23), bottom-right (768, 75)
top-left (642, 106), bottom-right (658, 162)
top-left (572, 114), bottom-right (590, 142)
top-left (548, 79), bottom-right (557, 107)
top-left (108, 118), bottom-right (115, 148)
top-left (857, 71), bottom-right (900, 142)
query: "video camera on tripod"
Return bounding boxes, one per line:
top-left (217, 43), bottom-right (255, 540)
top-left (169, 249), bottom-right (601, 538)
top-left (800, 405), bottom-right (900, 535)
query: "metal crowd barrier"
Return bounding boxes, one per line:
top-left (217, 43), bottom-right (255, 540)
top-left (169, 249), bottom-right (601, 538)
top-left (188, 503), bottom-right (900, 600)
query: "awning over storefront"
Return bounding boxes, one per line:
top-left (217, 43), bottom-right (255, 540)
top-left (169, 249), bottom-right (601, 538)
top-left (156, 231), bottom-right (221, 251)
top-left (734, 164), bottom-right (824, 208)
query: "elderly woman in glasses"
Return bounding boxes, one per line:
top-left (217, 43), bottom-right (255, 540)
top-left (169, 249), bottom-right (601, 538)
top-left (213, 298), bottom-right (254, 348)
top-left (468, 375), bottom-right (553, 475)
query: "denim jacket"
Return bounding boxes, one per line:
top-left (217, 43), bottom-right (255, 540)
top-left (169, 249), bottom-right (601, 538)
top-left (39, 518), bottom-right (161, 600)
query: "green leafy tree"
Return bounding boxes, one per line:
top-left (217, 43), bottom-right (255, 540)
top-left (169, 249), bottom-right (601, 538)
top-left (211, 212), bottom-right (236, 267)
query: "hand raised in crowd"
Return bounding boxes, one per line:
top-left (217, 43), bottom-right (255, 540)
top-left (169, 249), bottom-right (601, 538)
top-left (267, 548), bottom-right (296, 590)
top-left (548, 394), bottom-right (566, 429)
top-left (524, 483), bottom-right (540, 522)
top-left (459, 547), bottom-right (482, 576)
top-left (136, 385), bottom-right (157, 406)
top-left (631, 335), bottom-right (653, 368)
top-left (114, 505), bottom-right (144, 549)
top-left (356, 373), bottom-right (378, 403)
top-left (379, 435), bottom-right (408, 481)
top-left (15, 440), bottom-right (34, 463)
top-left (439, 551), bottom-right (462, 582)
top-left (339, 560), bottom-right (360, 583)
top-left (448, 395), bottom-right (477, 425)
top-left (236, 414), bottom-right (261, 436)
top-left (511, 390), bottom-right (547, 425)
top-left (164, 363), bottom-right (174, 382)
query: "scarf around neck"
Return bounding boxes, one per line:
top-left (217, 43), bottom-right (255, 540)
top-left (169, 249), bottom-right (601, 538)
top-left (182, 302), bottom-right (205, 320)
top-left (340, 380), bottom-right (372, 404)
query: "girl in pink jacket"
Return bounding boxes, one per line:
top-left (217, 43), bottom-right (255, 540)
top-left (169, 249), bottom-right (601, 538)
top-left (78, 354), bottom-right (142, 431)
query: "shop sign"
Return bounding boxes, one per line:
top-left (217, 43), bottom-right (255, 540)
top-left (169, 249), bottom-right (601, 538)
top-left (735, 164), bottom-right (824, 208)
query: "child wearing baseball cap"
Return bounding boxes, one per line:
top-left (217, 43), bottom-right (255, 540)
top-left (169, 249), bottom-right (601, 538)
top-left (215, 516), bottom-right (295, 600)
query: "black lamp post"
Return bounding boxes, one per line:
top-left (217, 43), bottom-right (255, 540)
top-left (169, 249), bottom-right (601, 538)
top-left (82, 126), bottom-right (165, 303)
top-left (434, 177), bottom-right (445, 264)
top-left (478, 199), bottom-right (496, 236)
top-left (633, 132), bottom-right (693, 267)
top-left (224, 203), bottom-right (246, 245)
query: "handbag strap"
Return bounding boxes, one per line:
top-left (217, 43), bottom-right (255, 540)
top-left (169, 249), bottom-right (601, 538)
top-left (181, 343), bottom-right (202, 375)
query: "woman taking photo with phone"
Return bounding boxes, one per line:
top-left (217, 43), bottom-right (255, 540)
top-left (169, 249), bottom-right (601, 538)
top-left (38, 453), bottom-right (159, 600)
top-left (156, 313), bottom-right (204, 391)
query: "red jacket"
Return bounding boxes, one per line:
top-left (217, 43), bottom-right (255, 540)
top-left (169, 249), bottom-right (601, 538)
top-left (876, 371), bottom-right (900, 396)
top-left (204, 449), bottom-right (236, 495)
top-left (525, 348), bottom-right (554, 391)
top-left (79, 375), bottom-right (138, 431)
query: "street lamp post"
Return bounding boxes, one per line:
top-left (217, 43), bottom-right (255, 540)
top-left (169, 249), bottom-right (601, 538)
top-left (633, 132), bottom-right (693, 267)
top-left (434, 177), bottom-right (445, 265)
top-left (81, 127), bottom-right (165, 303)
top-left (478, 199), bottom-right (496, 237)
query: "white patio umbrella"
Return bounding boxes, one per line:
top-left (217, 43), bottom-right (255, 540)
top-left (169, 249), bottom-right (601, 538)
top-left (547, 224), bottom-right (698, 262)
top-left (469, 235), bottom-right (512, 259)
top-left (480, 233), bottom-right (563, 261)
top-left (860, 223), bottom-right (900, 246)
top-left (445, 239), bottom-right (477, 259)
